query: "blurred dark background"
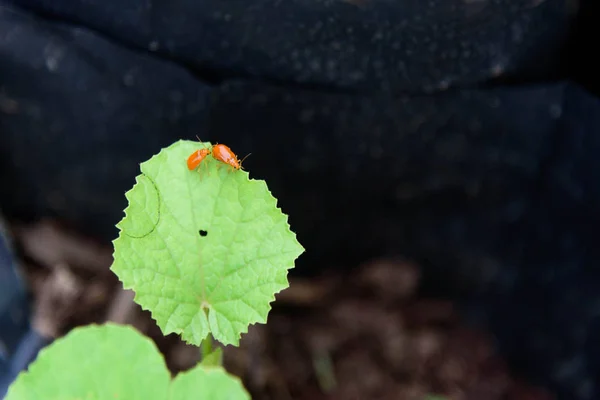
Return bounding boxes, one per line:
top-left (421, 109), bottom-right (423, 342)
top-left (0, 0), bottom-right (599, 399)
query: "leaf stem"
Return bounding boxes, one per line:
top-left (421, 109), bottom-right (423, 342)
top-left (200, 334), bottom-right (223, 366)
top-left (201, 335), bottom-right (213, 359)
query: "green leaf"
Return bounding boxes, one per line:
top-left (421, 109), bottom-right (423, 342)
top-left (170, 364), bottom-right (248, 400)
top-left (5, 323), bottom-right (169, 400)
top-left (6, 324), bottom-right (249, 400)
top-left (111, 140), bottom-right (304, 346)
top-left (5, 324), bottom-right (250, 400)
top-left (201, 347), bottom-right (223, 367)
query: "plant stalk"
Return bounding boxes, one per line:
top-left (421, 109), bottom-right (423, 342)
top-left (201, 335), bottom-right (213, 359)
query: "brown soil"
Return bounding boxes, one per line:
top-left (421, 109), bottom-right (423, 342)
top-left (11, 219), bottom-right (554, 400)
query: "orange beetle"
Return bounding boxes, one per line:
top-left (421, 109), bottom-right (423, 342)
top-left (187, 148), bottom-right (211, 171)
top-left (212, 144), bottom-right (250, 171)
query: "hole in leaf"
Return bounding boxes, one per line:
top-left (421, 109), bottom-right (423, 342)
top-left (199, 230), bottom-right (208, 237)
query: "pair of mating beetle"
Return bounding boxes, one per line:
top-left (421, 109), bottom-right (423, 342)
top-left (187, 143), bottom-right (249, 173)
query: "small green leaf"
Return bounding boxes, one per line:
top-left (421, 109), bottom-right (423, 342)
top-left (201, 347), bottom-right (223, 367)
top-left (5, 323), bottom-right (169, 400)
top-left (170, 364), bottom-right (249, 400)
top-left (6, 324), bottom-right (250, 400)
top-left (111, 140), bottom-right (304, 346)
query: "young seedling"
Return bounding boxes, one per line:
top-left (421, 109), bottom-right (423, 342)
top-left (5, 139), bottom-right (304, 399)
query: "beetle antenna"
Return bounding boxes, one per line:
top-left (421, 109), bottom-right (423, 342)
top-left (240, 153), bottom-right (252, 166)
